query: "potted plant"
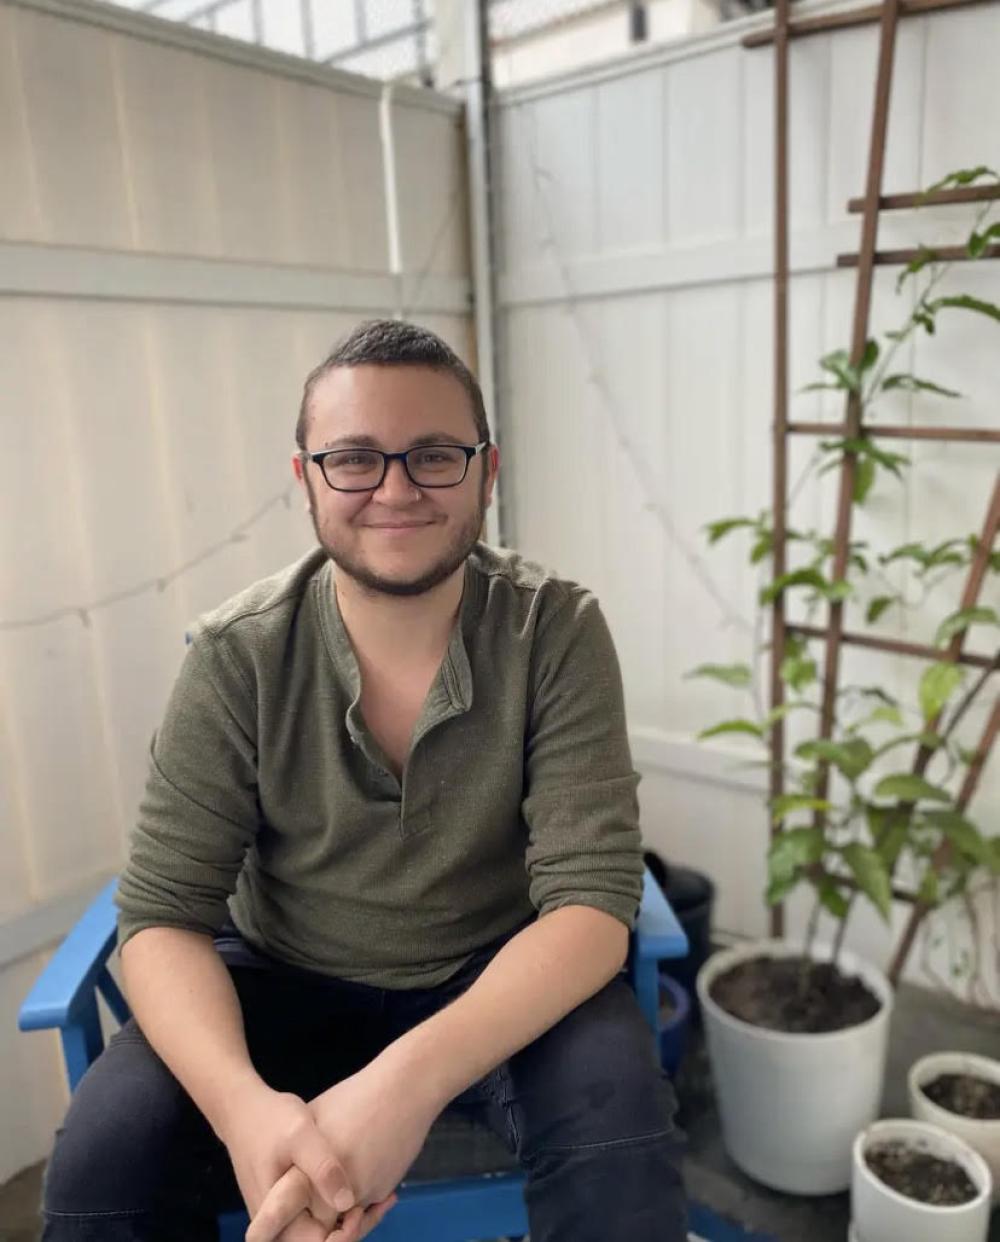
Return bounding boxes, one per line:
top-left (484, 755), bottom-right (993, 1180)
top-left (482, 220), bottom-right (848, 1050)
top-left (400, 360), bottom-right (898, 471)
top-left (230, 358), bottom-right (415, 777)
top-left (909, 1051), bottom-right (1000, 1203)
top-left (690, 167), bottom-right (1000, 1194)
top-left (851, 1118), bottom-right (992, 1242)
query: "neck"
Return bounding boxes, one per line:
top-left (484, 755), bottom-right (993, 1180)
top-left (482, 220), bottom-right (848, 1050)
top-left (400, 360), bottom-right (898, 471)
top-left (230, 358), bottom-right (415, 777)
top-left (334, 563), bottom-right (466, 663)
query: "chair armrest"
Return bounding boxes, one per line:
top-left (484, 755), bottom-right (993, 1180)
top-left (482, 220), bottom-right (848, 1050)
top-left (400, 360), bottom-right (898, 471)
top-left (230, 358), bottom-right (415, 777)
top-left (18, 879), bottom-right (120, 1032)
top-left (629, 869), bottom-right (689, 1037)
top-left (635, 868), bottom-right (688, 961)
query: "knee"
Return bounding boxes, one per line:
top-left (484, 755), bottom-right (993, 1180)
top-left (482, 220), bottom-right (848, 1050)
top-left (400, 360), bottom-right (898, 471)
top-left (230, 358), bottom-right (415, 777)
top-left (506, 979), bottom-right (681, 1158)
top-left (43, 1026), bottom-right (196, 1216)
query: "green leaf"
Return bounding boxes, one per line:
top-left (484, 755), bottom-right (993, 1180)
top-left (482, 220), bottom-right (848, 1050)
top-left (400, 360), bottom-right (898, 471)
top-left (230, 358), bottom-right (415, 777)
top-left (860, 338), bottom-right (879, 372)
top-left (819, 349), bottom-right (862, 392)
top-left (933, 606), bottom-right (1000, 648)
top-left (878, 541), bottom-right (964, 575)
top-left (861, 441), bottom-right (910, 477)
top-left (697, 719), bottom-right (763, 741)
top-left (750, 531), bottom-right (774, 564)
top-left (768, 826), bottom-right (825, 881)
top-left (868, 704), bottom-right (904, 727)
top-left (967, 222), bottom-right (1000, 259)
top-left (874, 773), bottom-right (953, 804)
top-left (844, 685), bottom-right (899, 708)
top-left (895, 247), bottom-right (938, 292)
top-left (871, 730), bottom-right (945, 764)
top-left (770, 794), bottom-right (833, 824)
top-left (854, 455), bottom-right (877, 505)
top-left (781, 652), bottom-right (817, 693)
top-left (924, 165), bottom-right (1000, 194)
top-left (795, 737), bottom-right (875, 780)
top-left (818, 879), bottom-right (850, 919)
top-left (766, 872), bottom-right (798, 905)
top-left (880, 374), bottom-right (962, 399)
top-left (919, 662), bottom-right (965, 721)
top-left (880, 542), bottom-right (923, 565)
top-left (928, 294), bottom-right (1000, 325)
top-left (760, 568), bottom-right (827, 606)
top-left (823, 578), bottom-right (854, 602)
top-left (871, 807), bottom-right (911, 869)
top-left (705, 517), bottom-right (756, 545)
top-left (917, 867), bottom-right (940, 908)
top-left (867, 596), bottom-right (896, 624)
top-left (686, 662), bottom-right (754, 687)
top-left (924, 539), bottom-right (968, 573)
top-left (922, 810), bottom-right (992, 867)
top-left (763, 701), bottom-right (820, 728)
top-left (841, 842), bottom-right (892, 921)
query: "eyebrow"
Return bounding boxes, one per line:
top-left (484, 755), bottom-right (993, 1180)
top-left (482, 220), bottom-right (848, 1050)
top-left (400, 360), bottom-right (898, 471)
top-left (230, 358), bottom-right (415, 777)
top-left (318, 432), bottom-right (469, 450)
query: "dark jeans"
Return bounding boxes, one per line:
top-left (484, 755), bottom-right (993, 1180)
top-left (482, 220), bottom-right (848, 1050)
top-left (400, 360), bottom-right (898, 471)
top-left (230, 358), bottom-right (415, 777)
top-left (41, 922), bottom-right (687, 1241)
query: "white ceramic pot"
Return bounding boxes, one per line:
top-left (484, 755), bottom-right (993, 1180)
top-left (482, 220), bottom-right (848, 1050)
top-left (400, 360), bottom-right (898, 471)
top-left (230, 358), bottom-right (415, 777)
top-left (696, 939), bottom-right (893, 1195)
top-left (852, 1118), bottom-right (992, 1242)
top-left (909, 1052), bottom-right (1000, 1205)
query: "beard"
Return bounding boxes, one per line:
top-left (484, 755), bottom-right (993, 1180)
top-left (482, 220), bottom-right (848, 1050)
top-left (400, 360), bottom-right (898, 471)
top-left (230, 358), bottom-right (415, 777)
top-left (305, 475), bottom-right (487, 598)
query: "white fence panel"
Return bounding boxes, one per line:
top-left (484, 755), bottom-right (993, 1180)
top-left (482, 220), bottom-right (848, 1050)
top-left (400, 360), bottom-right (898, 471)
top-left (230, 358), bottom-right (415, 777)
top-left (0, 0), bottom-right (471, 1182)
top-left (494, 0), bottom-right (1000, 989)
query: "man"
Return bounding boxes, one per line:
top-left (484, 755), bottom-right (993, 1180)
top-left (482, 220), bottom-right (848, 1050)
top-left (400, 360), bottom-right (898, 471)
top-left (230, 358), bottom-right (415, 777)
top-left (42, 320), bottom-right (686, 1242)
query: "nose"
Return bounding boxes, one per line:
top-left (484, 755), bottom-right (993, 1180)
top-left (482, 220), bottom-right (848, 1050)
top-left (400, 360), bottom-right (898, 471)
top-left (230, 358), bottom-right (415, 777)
top-left (376, 456), bottom-right (421, 502)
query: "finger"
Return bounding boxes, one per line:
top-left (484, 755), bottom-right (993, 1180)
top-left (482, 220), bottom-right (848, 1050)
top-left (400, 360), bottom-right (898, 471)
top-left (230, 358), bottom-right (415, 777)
top-left (357, 1194), bottom-right (399, 1241)
top-left (325, 1193), bottom-right (398, 1242)
top-left (277, 1212), bottom-right (331, 1242)
top-left (246, 1167), bottom-right (311, 1242)
top-left (290, 1128), bottom-right (354, 1215)
top-left (325, 1204), bottom-right (366, 1242)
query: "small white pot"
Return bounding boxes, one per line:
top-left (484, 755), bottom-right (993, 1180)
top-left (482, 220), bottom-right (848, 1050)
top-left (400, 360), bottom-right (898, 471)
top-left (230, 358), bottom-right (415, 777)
top-left (852, 1118), bottom-right (992, 1242)
top-left (697, 939), bottom-right (892, 1195)
top-left (909, 1052), bottom-right (1000, 1205)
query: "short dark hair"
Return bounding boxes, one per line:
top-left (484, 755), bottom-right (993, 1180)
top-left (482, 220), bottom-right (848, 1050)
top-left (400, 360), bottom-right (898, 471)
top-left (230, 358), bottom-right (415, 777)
top-left (296, 319), bottom-right (490, 450)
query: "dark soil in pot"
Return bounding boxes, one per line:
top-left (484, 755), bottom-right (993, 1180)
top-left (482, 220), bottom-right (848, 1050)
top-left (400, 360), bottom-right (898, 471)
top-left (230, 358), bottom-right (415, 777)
top-left (865, 1140), bottom-right (979, 1206)
top-left (709, 955), bottom-right (881, 1034)
top-left (922, 1072), bottom-right (1000, 1120)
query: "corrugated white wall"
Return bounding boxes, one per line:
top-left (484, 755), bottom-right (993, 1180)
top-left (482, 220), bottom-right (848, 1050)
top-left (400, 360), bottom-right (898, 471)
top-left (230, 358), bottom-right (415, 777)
top-left (0, 0), bottom-right (471, 1182)
top-left (494, 0), bottom-right (1000, 986)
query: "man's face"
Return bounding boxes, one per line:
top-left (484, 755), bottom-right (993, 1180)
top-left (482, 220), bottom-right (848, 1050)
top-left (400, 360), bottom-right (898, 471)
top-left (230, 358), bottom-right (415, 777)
top-left (293, 364), bottom-right (498, 598)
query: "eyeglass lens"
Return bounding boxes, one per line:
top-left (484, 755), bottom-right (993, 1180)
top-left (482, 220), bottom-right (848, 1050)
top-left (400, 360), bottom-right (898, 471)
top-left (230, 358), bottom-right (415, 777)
top-left (323, 446), bottom-right (469, 490)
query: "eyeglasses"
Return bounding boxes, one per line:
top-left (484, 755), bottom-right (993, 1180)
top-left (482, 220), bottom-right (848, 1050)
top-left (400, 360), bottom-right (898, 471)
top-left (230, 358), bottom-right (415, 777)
top-left (303, 441), bottom-right (490, 492)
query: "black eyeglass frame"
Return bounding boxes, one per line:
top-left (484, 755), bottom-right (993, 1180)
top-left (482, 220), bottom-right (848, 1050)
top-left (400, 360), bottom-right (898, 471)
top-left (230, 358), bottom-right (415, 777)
top-left (302, 440), bottom-right (491, 492)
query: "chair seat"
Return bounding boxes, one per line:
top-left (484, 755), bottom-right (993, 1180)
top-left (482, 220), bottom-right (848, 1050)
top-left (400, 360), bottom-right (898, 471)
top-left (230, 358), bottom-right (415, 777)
top-left (407, 1106), bottom-right (518, 1181)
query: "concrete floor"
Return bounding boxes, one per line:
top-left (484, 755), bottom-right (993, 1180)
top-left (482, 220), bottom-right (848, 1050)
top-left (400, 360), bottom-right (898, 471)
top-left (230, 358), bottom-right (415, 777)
top-left (677, 979), bottom-right (1000, 1242)
top-left (3, 980), bottom-right (999, 1242)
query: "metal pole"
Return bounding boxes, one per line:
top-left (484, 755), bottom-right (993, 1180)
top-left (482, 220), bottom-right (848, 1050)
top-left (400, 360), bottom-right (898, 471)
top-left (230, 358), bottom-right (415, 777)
top-left (300, 0), bottom-right (315, 59)
top-left (464, 0), bottom-right (503, 546)
top-left (769, 0), bottom-right (791, 938)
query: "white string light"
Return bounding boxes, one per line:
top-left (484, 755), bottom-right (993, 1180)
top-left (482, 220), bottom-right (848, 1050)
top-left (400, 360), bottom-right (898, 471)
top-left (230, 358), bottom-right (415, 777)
top-left (0, 486), bottom-right (296, 632)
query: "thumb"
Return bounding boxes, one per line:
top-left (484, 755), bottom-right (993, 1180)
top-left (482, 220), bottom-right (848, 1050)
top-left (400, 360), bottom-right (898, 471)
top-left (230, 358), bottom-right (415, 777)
top-left (290, 1126), bottom-right (354, 1215)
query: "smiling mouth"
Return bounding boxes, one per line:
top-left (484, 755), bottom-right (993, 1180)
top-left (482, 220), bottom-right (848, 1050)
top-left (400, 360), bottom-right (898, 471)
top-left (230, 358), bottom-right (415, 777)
top-left (368, 522), bottom-right (433, 530)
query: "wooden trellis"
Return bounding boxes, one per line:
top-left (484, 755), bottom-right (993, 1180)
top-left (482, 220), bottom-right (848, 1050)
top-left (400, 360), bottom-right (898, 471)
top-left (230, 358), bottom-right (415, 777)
top-left (747, 0), bottom-right (1000, 975)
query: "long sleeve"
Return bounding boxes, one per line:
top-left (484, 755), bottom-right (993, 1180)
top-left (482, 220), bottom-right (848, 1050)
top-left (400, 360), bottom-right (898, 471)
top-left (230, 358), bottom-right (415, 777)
top-left (521, 589), bottom-right (643, 929)
top-left (115, 629), bottom-right (261, 947)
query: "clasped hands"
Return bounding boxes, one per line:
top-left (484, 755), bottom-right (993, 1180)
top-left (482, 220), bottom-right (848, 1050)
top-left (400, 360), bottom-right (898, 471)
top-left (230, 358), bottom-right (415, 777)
top-left (220, 1056), bottom-right (441, 1242)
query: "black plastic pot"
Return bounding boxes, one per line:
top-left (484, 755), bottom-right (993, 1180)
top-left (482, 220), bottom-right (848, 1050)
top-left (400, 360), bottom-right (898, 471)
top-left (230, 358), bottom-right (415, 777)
top-left (643, 850), bottom-right (715, 1019)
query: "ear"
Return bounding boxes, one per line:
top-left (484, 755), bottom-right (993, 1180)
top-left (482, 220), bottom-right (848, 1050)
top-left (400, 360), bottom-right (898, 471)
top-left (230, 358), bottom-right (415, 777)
top-left (292, 452), bottom-right (314, 513)
top-left (484, 443), bottom-right (500, 505)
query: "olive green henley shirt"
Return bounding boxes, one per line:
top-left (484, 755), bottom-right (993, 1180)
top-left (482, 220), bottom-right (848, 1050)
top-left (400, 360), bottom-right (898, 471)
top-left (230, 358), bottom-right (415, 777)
top-left (115, 542), bottom-right (643, 989)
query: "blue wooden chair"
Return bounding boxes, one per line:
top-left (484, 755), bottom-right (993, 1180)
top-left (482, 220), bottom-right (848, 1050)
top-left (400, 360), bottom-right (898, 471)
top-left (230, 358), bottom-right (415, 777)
top-left (19, 870), bottom-right (687, 1242)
